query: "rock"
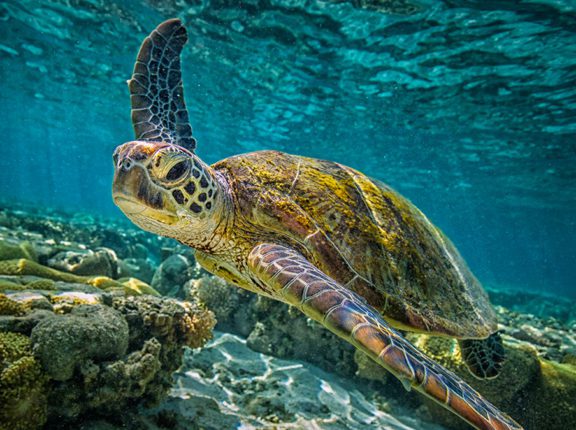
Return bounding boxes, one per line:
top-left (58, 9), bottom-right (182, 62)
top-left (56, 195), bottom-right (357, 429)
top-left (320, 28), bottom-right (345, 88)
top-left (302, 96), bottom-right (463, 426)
top-left (48, 338), bottom-right (164, 419)
top-left (0, 238), bottom-right (37, 262)
top-left (117, 258), bottom-right (155, 283)
top-left (0, 276), bottom-right (25, 292)
top-left (3, 291), bottom-right (53, 311)
top-left (152, 332), bottom-right (436, 430)
top-left (47, 248), bottom-right (118, 278)
top-left (521, 360), bottom-right (576, 429)
top-left (0, 309), bottom-right (55, 335)
top-left (30, 305), bottom-right (129, 381)
top-left (562, 353), bottom-right (576, 366)
top-left (354, 349), bottom-right (390, 385)
top-left (151, 254), bottom-right (196, 298)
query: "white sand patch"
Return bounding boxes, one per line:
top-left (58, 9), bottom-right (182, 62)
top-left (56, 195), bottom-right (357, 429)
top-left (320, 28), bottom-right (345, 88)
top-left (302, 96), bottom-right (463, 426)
top-left (155, 332), bottom-right (446, 430)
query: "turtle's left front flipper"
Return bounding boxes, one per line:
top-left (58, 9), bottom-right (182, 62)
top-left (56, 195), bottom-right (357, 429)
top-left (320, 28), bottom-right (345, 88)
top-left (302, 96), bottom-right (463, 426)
top-left (248, 243), bottom-right (523, 430)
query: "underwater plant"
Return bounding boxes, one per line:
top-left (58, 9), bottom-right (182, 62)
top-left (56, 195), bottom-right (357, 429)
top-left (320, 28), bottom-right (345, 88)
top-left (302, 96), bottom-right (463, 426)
top-left (112, 19), bottom-right (523, 430)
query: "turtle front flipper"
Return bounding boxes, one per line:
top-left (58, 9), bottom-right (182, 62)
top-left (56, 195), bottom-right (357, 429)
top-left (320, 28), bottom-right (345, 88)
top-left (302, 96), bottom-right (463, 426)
top-left (128, 18), bottom-right (196, 151)
top-left (248, 243), bottom-right (523, 430)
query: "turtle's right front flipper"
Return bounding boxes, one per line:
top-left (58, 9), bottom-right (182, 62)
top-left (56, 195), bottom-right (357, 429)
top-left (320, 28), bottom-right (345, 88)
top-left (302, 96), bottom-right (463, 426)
top-left (248, 243), bottom-right (523, 430)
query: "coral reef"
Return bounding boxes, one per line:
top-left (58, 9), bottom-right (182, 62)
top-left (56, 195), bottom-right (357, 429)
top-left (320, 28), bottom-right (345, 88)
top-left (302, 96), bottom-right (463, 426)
top-left (112, 295), bottom-right (215, 350)
top-left (0, 292), bottom-right (216, 426)
top-left (139, 332), bottom-right (435, 430)
top-left (191, 271), bottom-right (576, 429)
top-left (0, 257), bottom-right (160, 298)
top-left (495, 304), bottom-right (576, 363)
top-left (40, 295), bottom-right (216, 422)
top-left (187, 275), bottom-right (249, 332)
top-left (0, 293), bottom-right (29, 316)
top-left (0, 207), bottom-right (168, 263)
top-left (0, 255), bottom-right (215, 429)
top-left (31, 305), bottom-right (129, 381)
top-left (0, 331), bottom-right (48, 430)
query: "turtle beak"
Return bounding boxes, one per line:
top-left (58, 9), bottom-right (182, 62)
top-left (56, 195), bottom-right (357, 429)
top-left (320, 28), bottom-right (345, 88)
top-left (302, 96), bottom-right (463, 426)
top-left (112, 147), bottom-right (178, 225)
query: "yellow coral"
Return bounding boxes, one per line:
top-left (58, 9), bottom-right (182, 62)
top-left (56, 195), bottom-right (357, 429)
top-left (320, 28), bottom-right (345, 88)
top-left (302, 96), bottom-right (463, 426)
top-left (0, 332), bottom-right (48, 430)
top-left (0, 259), bottom-right (126, 291)
top-left (0, 294), bottom-right (28, 316)
top-left (85, 275), bottom-right (125, 290)
top-left (120, 277), bottom-right (160, 296)
top-left (0, 331), bottom-right (30, 361)
top-left (51, 292), bottom-right (104, 308)
top-left (0, 259), bottom-right (85, 282)
top-left (178, 301), bottom-right (216, 349)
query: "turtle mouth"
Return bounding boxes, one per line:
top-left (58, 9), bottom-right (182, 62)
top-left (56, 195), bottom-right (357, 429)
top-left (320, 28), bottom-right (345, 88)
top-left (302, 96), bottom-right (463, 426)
top-left (112, 161), bottom-right (179, 226)
top-left (113, 195), bottom-right (147, 215)
top-left (114, 194), bottom-right (179, 225)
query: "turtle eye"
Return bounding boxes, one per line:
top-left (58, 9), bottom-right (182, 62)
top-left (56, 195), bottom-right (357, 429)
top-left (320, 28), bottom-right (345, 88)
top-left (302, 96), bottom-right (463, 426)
top-left (166, 160), bottom-right (190, 182)
top-left (151, 149), bottom-right (191, 184)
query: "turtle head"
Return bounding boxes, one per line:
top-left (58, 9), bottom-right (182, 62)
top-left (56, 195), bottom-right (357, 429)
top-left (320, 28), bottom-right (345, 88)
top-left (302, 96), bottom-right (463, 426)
top-left (113, 20), bottom-right (228, 246)
top-left (112, 140), bottom-right (222, 239)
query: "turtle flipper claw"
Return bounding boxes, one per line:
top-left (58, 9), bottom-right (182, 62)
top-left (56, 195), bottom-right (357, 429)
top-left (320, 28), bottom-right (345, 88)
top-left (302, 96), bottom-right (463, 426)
top-left (248, 243), bottom-right (523, 430)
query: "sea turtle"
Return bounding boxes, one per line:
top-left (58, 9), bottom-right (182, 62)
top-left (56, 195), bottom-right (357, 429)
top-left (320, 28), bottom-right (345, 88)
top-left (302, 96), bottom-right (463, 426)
top-left (112, 19), bottom-right (523, 430)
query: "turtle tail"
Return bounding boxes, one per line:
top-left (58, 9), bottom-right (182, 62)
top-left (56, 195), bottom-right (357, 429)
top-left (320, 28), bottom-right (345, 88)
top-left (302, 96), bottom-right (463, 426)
top-left (459, 332), bottom-right (506, 380)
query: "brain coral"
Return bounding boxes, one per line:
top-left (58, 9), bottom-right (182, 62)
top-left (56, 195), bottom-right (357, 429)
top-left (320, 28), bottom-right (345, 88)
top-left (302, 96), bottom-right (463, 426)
top-left (30, 304), bottom-right (129, 381)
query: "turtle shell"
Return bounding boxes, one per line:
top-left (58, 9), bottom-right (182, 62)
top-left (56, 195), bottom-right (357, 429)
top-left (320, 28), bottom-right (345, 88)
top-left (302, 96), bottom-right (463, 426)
top-left (213, 150), bottom-right (497, 339)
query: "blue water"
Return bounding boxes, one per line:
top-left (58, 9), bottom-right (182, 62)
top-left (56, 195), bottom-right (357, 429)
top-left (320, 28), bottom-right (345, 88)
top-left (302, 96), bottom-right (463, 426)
top-left (0, 0), bottom-right (575, 298)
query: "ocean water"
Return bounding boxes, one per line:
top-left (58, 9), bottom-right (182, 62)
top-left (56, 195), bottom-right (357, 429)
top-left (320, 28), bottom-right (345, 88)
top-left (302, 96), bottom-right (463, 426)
top-left (1, 2), bottom-right (576, 430)
top-left (1, 0), bottom-right (575, 300)
top-left (1, 0), bottom-right (575, 299)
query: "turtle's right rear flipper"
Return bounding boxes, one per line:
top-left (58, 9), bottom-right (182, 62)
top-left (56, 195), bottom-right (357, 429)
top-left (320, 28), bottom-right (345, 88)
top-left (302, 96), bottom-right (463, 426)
top-left (460, 333), bottom-right (506, 379)
top-left (248, 243), bottom-right (524, 430)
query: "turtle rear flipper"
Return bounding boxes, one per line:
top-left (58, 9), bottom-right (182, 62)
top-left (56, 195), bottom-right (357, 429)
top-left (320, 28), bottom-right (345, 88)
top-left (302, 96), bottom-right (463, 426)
top-left (248, 243), bottom-right (523, 430)
top-left (459, 333), bottom-right (506, 380)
